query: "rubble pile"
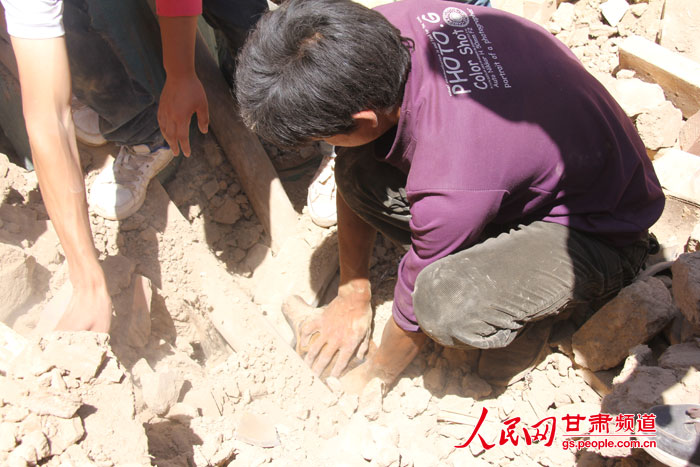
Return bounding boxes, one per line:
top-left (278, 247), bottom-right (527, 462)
top-left (0, 327), bottom-right (150, 466)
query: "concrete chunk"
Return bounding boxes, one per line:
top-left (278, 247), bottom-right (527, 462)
top-left (635, 101), bottom-right (684, 150)
top-left (619, 35), bottom-right (700, 118)
top-left (601, 0), bottom-right (629, 27)
top-left (680, 111), bottom-right (700, 156)
top-left (653, 149), bottom-right (700, 205)
top-left (659, 0), bottom-right (700, 63)
top-left (0, 243), bottom-right (37, 321)
top-left (41, 332), bottom-right (108, 381)
top-left (606, 77), bottom-right (666, 118)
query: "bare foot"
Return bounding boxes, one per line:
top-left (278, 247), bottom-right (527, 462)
top-left (339, 359), bottom-right (396, 395)
top-left (340, 361), bottom-right (374, 395)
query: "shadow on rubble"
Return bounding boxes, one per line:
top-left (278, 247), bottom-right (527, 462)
top-left (145, 417), bottom-right (202, 467)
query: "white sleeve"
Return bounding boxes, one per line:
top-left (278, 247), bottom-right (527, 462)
top-left (1, 0), bottom-right (64, 39)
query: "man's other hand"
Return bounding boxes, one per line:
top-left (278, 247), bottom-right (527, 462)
top-left (285, 291), bottom-right (373, 378)
top-left (158, 75), bottom-right (209, 157)
top-left (54, 283), bottom-right (113, 333)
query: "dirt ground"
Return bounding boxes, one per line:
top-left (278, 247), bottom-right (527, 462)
top-left (1, 0), bottom-right (699, 466)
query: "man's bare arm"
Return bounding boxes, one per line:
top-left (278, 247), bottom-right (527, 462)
top-left (302, 190), bottom-right (377, 377)
top-left (11, 36), bottom-right (112, 332)
top-left (157, 15), bottom-right (209, 157)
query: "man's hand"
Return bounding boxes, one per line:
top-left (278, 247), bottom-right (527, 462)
top-left (300, 290), bottom-right (373, 377)
top-left (158, 15), bottom-right (208, 157)
top-left (157, 75), bottom-right (209, 157)
top-left (55, 283), bottom-right (113, 333)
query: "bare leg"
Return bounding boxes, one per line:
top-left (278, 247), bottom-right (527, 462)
top-left (340, 316), bottom-right (426, 395)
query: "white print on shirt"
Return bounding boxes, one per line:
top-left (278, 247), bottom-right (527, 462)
top-left (417, 7), bottom-right (512, 96)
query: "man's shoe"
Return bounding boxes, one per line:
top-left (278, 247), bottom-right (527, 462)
top-left (307, 148), bottom-right (337, 228)
top-left (643, 404), bottom-right (700, 467)
top-left (477, 317), bottom-right (553, 387)
top-left (71, 97), bottom-right (107, 147)
top-left (89, 145), bottom-right (174, 220)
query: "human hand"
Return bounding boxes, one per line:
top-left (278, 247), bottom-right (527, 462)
top-left (157, 74), bottom-right (209, 157)
top-left (54, 283), bottom-right (113, 333)
top-left (298, 291), bottom-right (373, 378)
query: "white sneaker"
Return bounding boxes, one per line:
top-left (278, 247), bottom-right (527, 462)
top-left (307, 147), bottom-right (337, 228)
top-left (89, 144), bottom-right (174, 220)
top-left (71, 97), bottom-right (107, 147)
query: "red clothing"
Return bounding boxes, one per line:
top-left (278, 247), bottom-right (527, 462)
top-left (156, 0), bottom-right (202, 16)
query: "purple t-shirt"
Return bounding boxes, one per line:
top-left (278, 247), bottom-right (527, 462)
top-left (374, 0), bottom-right (665, 332)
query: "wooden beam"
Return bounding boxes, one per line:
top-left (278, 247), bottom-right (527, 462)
top-left (194, 32), bottom-right (299, 252)
top-left (619, 35), bottom-right (700, 119)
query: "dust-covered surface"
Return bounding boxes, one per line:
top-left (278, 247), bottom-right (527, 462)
top-left (2, 0), bottom-right (700, 465)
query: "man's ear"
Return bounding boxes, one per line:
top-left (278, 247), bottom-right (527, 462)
top-left (351, 110), bottom-right (379, 128)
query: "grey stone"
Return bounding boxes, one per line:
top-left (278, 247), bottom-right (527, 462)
top-left (658, 342), bottom-right (700, 370)
top-left (573, 277), bottom-right (676, 371)
top-left (672, 252), bottom-right (700, 326)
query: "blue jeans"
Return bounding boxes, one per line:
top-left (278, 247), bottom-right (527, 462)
top-left (63, 0), bottom-right (267, 148)
top-left (0, 0), bottom-right (267, 167)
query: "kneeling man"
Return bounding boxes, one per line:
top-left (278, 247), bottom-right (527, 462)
top-left (235, 0), bottom-right (665, 392)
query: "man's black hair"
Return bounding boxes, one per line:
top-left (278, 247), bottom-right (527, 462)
top-left (235, 0), bottom-right (412, 148)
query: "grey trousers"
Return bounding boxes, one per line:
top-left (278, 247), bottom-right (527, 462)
top-left (335, 143), bottom-right (650, 350)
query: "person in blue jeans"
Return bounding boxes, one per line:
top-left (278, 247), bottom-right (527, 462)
top-left (0, 0), bottom-right (264, 332)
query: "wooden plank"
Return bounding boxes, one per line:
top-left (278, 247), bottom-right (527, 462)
top-left (619, 35), bottom-right (700, 119)
top-left (194, 33), bottom-right (298, 253)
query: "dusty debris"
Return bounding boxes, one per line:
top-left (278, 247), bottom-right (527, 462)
top-left (0, 330), bottom-right (150, 466)
top-left (1, 0), bottom-right (700, 465)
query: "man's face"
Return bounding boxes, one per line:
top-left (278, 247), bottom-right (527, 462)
top-left (320, 108), bottom-right (400, 147)
top-left (320, 129), bottom-right (380, 148)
